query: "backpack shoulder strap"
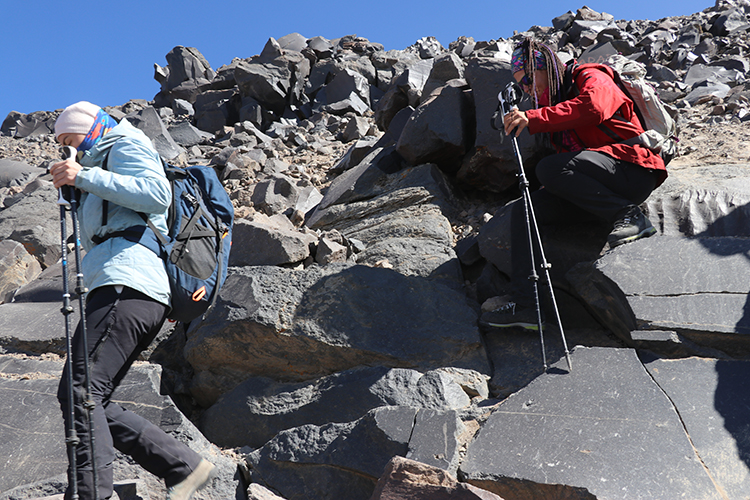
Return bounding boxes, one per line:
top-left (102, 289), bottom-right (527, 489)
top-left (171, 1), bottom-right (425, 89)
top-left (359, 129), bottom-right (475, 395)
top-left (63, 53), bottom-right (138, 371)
top-left (91, 151), bottom-right (169, 250)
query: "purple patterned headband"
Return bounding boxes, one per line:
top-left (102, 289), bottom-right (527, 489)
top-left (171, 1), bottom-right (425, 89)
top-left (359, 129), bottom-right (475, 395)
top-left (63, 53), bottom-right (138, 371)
top-left (511, 45), bottom-right (547, 73)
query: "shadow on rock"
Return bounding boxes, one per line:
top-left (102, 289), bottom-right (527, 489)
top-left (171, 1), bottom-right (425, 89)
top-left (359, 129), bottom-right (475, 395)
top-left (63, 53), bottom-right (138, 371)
top-left (715, 360), bottom-right (750, 473)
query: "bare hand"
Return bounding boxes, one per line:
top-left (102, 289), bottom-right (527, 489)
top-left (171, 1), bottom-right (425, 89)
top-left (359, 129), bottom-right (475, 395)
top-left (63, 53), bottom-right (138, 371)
top-left (503, 109), bottom-right (529, 137)
top-left (49, 159), bottom-right (81, 189)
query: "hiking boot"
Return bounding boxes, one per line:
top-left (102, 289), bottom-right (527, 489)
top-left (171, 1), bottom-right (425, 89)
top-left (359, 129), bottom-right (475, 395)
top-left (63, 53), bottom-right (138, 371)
top-left (480, 302), bottom-right (542, 330)
top-left (607, 207), bottom-right (656, 248)
top-left (166, 459), bottom-right (216, 500)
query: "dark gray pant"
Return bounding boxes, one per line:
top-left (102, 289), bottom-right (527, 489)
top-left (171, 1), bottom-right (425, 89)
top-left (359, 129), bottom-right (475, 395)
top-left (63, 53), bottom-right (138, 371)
top-left (510, 150), bottom-right (659, 305)
top-left (57, 286), bottom-right (202, 499)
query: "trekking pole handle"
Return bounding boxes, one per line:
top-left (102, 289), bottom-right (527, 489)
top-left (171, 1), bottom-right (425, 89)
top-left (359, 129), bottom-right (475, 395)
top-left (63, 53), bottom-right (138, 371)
top-left (498, 81), bottom-right (522, 115)
top-left (57, 146), bottom-right (77, 206)
top-left (497, 95), bottom-right (519, 139)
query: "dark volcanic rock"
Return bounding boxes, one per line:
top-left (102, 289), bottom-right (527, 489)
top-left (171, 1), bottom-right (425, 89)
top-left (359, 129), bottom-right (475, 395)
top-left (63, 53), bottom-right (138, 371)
top-left (0, 159), bottom-right (42, 188)
top-left (246, 406), bottom-right (417, 500)
top-left (459, 57), bottom-right (551, 193)
top-left (0, 358), bottom-right (239, 499)
top-left (396, 82), bottom-right (473, 174)
top-left (125, 106), bottom-right (185, 160)
top-left (570, 236), bottom-right (750, 355)
top-left (308, 164), bottom-right (462, 282)
top-left (0, 356), bottom-right (67, 494)
top-left (643, 355), bottom-right (750, 497)
top-left (460, 347), bottom-right (721, 499)
top-left (200, 365), bottom-right (475, 449)
top-left (0, 180), bottom-right (63, 269)
top-left (184, 264), bottom-right (490, 406)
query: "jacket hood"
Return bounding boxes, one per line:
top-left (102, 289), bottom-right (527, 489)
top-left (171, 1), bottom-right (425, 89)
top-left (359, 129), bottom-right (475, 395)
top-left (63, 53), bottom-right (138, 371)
top-left (80, 119), bottom-right (151, 167)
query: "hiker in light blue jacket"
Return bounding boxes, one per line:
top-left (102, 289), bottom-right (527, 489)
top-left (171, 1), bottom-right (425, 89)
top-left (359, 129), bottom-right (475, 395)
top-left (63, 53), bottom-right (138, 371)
top-left (50, 101), bottom-right (215, 500)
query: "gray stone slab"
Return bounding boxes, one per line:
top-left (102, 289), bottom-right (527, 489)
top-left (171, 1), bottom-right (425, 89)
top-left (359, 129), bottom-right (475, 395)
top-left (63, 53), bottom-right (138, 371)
top-left (596, 236), bottom-right (750, 336)
top-left (396, 84), bottom-right (471, 173)
top-left (406, 409), bottom-right (463, 475)
top-left (643, 356), bottom-right (750, 498)
top-left (460, 347), bottom-right (723, 500)
top-left (246, 406), bottom-right (417, 500)
top-left (0, 356), bottom-right (66, 493)
top-left (0, 302), bottom-right (75, 355)
top-left (0, 357), bottom-right (240, 499)
top-left (644, 163), bottom-right (750, 238)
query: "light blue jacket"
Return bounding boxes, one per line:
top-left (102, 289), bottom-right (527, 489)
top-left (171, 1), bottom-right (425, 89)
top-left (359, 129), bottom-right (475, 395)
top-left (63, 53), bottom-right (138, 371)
top-left (74, 119), bottom-right (171, 306)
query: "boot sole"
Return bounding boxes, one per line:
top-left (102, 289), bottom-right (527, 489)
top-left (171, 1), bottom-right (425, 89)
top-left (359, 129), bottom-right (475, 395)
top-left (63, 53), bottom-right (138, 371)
top-left (609, 225), bottom-right (657, 248)
top-left (481, 320), bottom-right (541, 331)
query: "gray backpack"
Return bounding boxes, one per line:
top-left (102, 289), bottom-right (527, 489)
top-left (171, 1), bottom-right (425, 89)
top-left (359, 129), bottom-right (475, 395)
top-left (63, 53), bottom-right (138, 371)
top-left (602, 54), bottom-right (678, 164)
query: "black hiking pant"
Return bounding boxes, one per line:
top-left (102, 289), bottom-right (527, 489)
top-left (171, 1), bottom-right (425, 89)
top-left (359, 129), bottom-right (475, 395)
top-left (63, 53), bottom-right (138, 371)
top-left (510, 150), bottom-right (659, 306)
top-left (57, 286), bottom-right (202, 499)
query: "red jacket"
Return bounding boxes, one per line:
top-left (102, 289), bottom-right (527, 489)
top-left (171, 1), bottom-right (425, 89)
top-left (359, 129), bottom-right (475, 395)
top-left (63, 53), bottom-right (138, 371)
top-left (526, 63), bottom-right (667, 186)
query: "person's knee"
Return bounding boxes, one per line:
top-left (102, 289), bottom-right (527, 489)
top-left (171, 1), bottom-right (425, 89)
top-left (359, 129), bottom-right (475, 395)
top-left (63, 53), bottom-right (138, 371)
top-left (534, 155), bottom-right (563, 187)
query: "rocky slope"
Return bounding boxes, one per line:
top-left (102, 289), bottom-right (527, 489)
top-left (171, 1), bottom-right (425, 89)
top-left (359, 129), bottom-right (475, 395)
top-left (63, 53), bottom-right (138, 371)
top-left (2, 1), bottom-right (750, 499)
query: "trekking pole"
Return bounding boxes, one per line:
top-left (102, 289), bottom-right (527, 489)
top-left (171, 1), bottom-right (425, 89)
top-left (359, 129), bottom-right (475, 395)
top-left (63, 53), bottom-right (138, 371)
top-left (58, 148), bottom-right (79, 500)
top-left (497, 82), bottom-right (573, 372)
top-left (59, 145), bottom-right (98, 496)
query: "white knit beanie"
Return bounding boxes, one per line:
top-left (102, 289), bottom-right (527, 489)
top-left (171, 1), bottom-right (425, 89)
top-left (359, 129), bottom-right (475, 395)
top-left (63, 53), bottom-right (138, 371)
top-left (54, 101), bottom-right (101, 139)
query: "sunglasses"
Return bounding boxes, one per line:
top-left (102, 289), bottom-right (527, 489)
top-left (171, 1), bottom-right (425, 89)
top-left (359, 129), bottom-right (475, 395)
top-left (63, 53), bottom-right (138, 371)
top-left (519, 72), bottom-right (533, 87)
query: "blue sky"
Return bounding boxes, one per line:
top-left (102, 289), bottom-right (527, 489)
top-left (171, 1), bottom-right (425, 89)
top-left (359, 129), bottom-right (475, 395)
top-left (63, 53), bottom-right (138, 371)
top-left (1, 0), bottom-right (712, 120)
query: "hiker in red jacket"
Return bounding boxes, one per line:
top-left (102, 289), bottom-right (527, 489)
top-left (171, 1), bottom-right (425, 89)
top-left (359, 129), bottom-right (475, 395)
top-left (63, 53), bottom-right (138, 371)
top-left (488, 38), bottom-right (667, 329)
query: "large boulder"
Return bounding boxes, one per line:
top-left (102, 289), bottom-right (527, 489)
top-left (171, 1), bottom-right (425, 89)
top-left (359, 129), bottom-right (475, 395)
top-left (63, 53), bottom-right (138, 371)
top-left (245, 406), bottom-right (417, 500)
top-left (0, 159), bottom-right (43, 189)
top-left (234, 38), bottom-right (311, 117)
top-left (422, 52), bottom-right (466, 97)
top-left (0, 179), bottom-right (63, 269)
top-left (0, 111), bottom-right (56, 139)
top-left (200, 365), bottom-right (479, 448)
top-left (193, 88), bottom-right (240, 134)
top-left (309, 164), bottom-right (462, 282)
top-left (184, 263), bottom-right (490, 407)
top-left (161, 46), bottom-right (214, 93)
top-left (124, 107), bottom-right (184, 161)
top-left (395, 81), bottom-right (474, 174)
top-left (229, 216), bottom-right (317, 267)
top-left (459, 57), bottom-right (552, 193)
